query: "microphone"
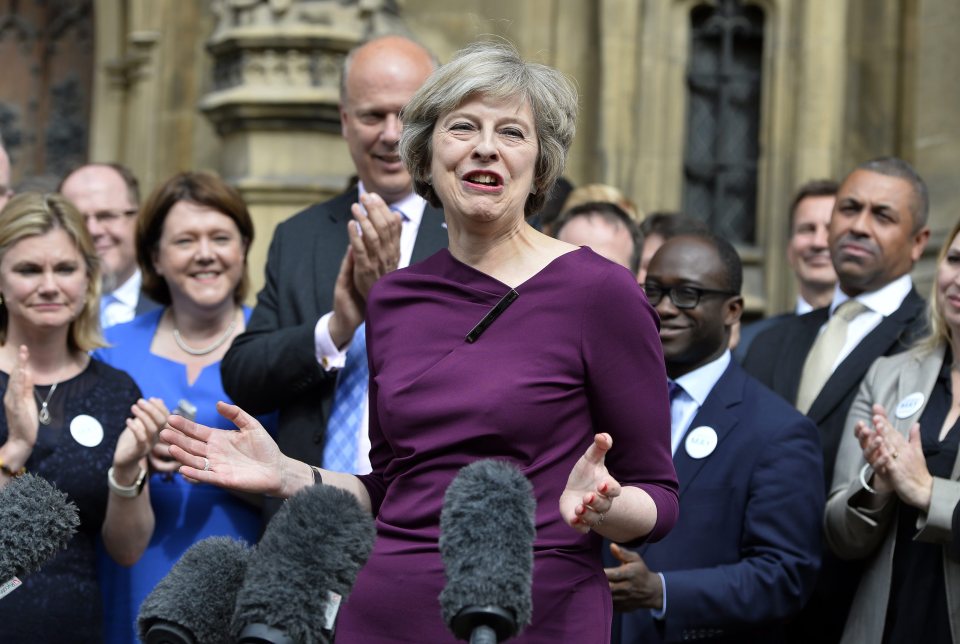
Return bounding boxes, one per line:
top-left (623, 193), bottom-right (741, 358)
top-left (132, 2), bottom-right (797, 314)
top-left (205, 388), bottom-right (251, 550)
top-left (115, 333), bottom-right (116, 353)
top-left (137, 536), bottom-right (252, 644)
top-left (465, 289), bottom-right (519, 343)
top-left (0, 473), bottom-right (79, 599)
top-left (439, 460), bottom-right (536, 643)
top-left (232, 483), bottom-right (376, 643)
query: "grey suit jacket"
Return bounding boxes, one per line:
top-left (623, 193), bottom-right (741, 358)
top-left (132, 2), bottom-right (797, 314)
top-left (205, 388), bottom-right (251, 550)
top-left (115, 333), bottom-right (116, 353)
top-left (824, 345), bottom-right (960, 643)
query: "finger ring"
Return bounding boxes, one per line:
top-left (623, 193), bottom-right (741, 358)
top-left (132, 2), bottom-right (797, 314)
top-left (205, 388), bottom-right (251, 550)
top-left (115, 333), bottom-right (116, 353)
top-left (202, 457), bottom-right (211, 472)
top-left (892, 451), bottom-right (899, 460)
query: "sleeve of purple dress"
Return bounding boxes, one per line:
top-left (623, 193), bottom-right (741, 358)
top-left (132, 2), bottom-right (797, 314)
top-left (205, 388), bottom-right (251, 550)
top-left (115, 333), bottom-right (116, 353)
top-left (582, 264), bottom-right (679, 543)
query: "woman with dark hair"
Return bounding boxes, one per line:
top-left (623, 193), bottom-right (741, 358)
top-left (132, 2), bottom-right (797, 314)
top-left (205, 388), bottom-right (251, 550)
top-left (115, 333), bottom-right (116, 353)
top-left (825, 216), bottom-right (960, 643)
top-left (162, 43), bottom-right (677, 642)
top-left (0, 193), bottom-right (163, 643)
top-left (94, 171), bottom-right (275, 643)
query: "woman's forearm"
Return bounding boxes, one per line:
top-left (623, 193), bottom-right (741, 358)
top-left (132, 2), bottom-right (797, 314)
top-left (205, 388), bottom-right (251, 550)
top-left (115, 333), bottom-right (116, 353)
top-left (594, 485), bottom-right (657, 543)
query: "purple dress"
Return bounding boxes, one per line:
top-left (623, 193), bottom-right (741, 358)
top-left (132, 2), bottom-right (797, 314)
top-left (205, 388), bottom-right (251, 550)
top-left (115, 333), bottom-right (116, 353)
top-left (337, 247), bottom-right (678, 643)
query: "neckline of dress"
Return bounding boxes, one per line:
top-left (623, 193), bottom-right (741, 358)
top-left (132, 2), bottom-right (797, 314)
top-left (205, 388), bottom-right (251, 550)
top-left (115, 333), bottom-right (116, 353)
top-left (439, 246), bottom-right (586, 293)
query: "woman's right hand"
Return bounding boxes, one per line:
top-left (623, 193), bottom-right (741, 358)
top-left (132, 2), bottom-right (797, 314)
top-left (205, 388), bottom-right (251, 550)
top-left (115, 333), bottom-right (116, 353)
top-left (161, 401), bottom-right (289, 495)
top-left (3, 345), bottom-right (38, 457)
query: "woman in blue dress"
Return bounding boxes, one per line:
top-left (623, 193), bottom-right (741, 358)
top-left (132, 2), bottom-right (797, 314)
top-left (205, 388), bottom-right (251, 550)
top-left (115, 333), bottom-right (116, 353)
top-left (95, 171), bottom-right (275, 643)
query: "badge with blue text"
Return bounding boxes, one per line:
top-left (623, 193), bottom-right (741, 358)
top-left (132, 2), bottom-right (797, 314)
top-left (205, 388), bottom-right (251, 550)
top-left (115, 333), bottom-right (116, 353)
top-left (895, 393), bottom-right (925, 419)
top-left (70, 414), bottom-right (104, 447)
top-left (685, 426), bottom-right (718, 459)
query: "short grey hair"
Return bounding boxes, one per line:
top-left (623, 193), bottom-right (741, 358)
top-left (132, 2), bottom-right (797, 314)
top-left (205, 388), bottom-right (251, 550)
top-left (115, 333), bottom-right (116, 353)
top-left (852, 156), bottom-right (929, 232)
top-left (399, 41), bottom-right (578, 217)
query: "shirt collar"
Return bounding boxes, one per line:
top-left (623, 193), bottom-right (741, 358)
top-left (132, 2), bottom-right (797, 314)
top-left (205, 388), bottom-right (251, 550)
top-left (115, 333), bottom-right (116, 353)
top-left (357, 181), bottom-right (426, 227)
top-left (795, 295), bottom-right (814, 315)
top-left (673, 350), bottom-right (731, 408)
top-left (109, 269), bottom-right (142, 308)
top-left (829, 273), bottom-right (912, 318)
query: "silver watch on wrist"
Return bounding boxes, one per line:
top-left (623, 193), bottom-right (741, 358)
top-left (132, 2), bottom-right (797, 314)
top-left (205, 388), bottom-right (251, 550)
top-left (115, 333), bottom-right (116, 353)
top-left (108, 465), bottom-right (148, 498)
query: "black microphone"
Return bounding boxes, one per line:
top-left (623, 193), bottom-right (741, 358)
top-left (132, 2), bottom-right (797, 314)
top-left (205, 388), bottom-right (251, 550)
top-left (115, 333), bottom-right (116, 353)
top-left (0, 473), bottom-right (79, 599)
top-left (465, 289), bottom-right (519, 343)
top-left (439, 460), bottom-right (536, 643)
top-left (137, 536), bottom-right (252, 644)
top-left (233, 483), bottom-right (376, 643)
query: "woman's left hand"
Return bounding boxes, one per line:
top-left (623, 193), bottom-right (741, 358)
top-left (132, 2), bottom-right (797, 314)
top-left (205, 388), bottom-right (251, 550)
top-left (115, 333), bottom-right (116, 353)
top-left (112, 397), bottom-right (168, 470)
top-left (560, 433), bottom-right (622, 533)
top-left (867, 404), bottom-right (933, 511)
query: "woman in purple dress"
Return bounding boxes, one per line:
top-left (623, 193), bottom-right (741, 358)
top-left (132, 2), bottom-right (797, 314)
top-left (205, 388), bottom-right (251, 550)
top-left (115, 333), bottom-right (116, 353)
top-left (162, 41), bottom-right (678, 643)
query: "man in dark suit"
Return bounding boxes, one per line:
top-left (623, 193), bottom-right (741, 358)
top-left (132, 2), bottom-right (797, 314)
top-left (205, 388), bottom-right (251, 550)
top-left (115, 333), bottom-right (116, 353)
top-left (607, 233), bottom-right (824, 643)
top-left (742, 156), bottom-right (932, 642)
top-left (221, 36), bottom-right (446, 479)
top-left (734, 179), bottom-right (838, 361)
top-left (60, 162), bottom-right (160, 327)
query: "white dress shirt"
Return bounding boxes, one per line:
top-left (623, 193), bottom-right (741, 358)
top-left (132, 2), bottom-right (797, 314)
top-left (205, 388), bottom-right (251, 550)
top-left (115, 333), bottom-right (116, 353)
top-left (101, 270), bottom-right (144, 329)
top-left (819, 274), bottom-right (913, 373)
top-left (312, 183), bottom-right (428, 473)
top-left (653, 349), bottom-right (731, 619)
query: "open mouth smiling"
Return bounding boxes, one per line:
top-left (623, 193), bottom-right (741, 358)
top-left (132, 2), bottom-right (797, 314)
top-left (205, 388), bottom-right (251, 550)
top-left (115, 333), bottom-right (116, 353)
top-left (462, 170), bottom-right (504, 190)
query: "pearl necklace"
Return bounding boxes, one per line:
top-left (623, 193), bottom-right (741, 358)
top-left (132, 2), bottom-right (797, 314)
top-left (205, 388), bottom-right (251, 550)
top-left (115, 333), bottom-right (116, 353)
top-left (173, 317), bottom-right (238, 356)
top-left (35, 382), bottom-right (58, 425)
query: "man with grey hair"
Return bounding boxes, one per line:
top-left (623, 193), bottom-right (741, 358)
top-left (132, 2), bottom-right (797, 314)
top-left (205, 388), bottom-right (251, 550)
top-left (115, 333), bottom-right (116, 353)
top-left (222, 36), bottom-right (447, 490)
top-left (0, 134), bottom-right (12, 211)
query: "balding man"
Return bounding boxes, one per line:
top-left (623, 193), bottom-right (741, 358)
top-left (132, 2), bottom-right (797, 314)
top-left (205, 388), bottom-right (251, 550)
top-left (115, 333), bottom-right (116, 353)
top-left (221, 36), bottom-right (447, 484)
top-left (60, 163), bottom-right (159, 326)
top-left (555, 201), bottom-right (642, 278)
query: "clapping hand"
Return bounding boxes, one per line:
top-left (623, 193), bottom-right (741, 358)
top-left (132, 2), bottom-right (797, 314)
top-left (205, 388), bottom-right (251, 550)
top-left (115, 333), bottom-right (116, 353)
top-left (855, 403), bottom-right (932, 510)
top-left (113, 397), bottom-right (168, 471)
top-left (3, 345), bottom-right (39, 454)
top-left (560, 433), bottom-right (621, 534)
top-left (161, 401), bottom-right (286, 495)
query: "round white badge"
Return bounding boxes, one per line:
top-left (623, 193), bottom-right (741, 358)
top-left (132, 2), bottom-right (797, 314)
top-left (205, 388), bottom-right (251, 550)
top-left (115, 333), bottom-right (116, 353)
top-left (685, 426), bottom-right (718, 459)
top-left (895, 393), bottom-right (925, 419)
top-left (70, 414), bottom-right (104, 447)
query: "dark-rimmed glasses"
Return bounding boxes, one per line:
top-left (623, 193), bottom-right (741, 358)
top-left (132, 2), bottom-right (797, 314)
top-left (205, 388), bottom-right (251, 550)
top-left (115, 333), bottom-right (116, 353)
top-left (642, 283), bottom-right (737, 309)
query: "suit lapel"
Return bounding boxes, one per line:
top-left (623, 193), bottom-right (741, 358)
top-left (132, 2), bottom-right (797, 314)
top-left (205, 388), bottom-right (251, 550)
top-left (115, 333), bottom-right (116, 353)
top-left (411, 203), bottom-right (448, 264)
top-left (775, 308), bottom-right (827, 404)
top-left (808, 289), bottom-right (925, 423)
top-left (314, 189), bottom-right (357, 311)
top-left (673, 363), bottom-right (743, 497)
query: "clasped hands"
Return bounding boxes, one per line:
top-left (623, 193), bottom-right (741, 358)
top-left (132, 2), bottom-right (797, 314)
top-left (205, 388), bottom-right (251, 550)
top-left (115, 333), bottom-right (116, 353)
top-left (329, 192), bottom-right (403, 348)
top-left (855, 403), bottom-right (933, 511)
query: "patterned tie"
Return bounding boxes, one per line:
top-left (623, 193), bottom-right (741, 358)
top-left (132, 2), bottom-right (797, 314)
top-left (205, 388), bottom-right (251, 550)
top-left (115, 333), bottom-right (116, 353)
top-left (795, 299), bottom-right (868, 414)
top-left (323, 323), bottom-right (368, 473)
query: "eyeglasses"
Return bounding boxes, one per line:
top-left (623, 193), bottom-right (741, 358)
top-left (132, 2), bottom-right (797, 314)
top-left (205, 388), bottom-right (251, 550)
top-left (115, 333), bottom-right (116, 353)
top-left (83, 209), bottom-right (138, 226)
top-left (642, 283), bottom-right (737, 309)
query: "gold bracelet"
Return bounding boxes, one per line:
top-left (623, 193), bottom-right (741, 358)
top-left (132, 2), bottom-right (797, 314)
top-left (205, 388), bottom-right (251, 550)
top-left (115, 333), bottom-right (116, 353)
top-left (0, 456), bottom-right (26, 478)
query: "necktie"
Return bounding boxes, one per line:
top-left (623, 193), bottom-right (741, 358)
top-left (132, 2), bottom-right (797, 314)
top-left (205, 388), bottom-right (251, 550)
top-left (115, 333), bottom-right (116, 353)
top-left (323, 323), bottom-right (368, 473)
top-left (795, 300), bottom-right (868, 414)
top-left (667, 380), bottom-right (687, 455)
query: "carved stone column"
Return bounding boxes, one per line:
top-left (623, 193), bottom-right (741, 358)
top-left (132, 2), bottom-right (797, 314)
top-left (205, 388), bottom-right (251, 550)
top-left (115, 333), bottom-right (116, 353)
top-left (200, 0), bottom-right (402, 298)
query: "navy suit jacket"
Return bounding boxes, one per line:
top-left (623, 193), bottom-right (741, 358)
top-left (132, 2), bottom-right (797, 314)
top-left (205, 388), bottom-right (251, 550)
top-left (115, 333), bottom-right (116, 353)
top-left (616, 361), bottom-right (824, 643)
top-left (221, 189), bottom-right (448, 468)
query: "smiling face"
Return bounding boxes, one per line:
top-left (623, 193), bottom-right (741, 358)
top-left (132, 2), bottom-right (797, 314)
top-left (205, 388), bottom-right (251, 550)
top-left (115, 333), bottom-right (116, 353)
top-left (829, 169), bottom-right (930, 296)
top-left (60, 165), bottom-right (138, 291)
top-left (340, 37), bottom-right (435, 204)
top-left (0, 227), bottom-right (89, 336)
top-left (787, 195), bottom-right (837, 292)
top-left (153, 201), bottom-right (246, 315)
top-left (936, 231), bottom-right (960, 336)
top-left (430, 94), bottom-right (539, 229)
top-left (645, 237), bottom-right (742, 378)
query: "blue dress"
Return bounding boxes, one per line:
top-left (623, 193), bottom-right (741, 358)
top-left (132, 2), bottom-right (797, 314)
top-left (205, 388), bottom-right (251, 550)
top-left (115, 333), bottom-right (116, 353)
top-left (94, 307), bottom-right (277, 644)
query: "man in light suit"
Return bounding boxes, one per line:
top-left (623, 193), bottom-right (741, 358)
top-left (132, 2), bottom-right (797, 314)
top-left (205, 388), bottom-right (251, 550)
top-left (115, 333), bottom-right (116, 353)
top-left (221, 36), bottom-right (446, 485)
top-left (742, 156), bottom-right (932, 643)
top-left (60, 162), bottom-right (160, 327)
top-left (607, 233), bottom-right (824, 643)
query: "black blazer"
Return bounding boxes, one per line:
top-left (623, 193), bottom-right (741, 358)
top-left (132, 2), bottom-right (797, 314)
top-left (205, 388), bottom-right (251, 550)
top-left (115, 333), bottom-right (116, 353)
top-left (742, 287), bottom-right (926, 488)
top-left (221, 189), bottom-right (448, 467)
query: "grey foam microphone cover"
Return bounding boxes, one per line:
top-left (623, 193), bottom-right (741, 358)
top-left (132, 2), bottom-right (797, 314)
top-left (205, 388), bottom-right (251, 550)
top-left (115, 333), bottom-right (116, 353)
top-left (0, 473), bottom-right (79, 582)
top-left (439, 459), bottom-right (536, 639)
top-left (137, 536), bottom-right (252, 644)
top-left (231, 483), bottom-right (376, 643)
